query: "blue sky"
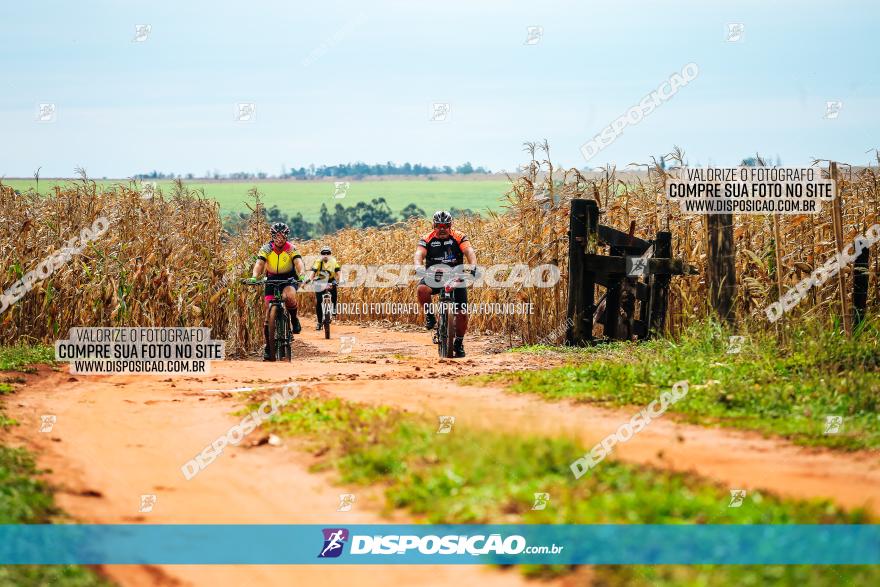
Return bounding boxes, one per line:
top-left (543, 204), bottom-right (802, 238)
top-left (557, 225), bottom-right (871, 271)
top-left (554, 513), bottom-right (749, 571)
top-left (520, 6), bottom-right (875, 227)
top-left (1, 0), bottom-right (878, 177)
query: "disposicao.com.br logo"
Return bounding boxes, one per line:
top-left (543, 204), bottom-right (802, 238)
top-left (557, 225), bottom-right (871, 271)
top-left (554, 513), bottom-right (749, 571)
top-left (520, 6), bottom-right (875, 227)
top-left (318, 528), bottom-right (563, 557)
top-left (318, 528), bottom-right (349, 558)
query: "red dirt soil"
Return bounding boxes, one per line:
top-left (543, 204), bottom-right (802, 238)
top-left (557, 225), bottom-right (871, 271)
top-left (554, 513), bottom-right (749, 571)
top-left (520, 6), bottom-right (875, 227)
top-left (3, 323), bottom-right (878, 585)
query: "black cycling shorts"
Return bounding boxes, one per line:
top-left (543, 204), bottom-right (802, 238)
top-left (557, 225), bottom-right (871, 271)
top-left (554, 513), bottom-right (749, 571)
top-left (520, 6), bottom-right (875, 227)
top-left (264, 273), bottom-right (300, 299)
top-left (419, 277), bottom-right (468, 305)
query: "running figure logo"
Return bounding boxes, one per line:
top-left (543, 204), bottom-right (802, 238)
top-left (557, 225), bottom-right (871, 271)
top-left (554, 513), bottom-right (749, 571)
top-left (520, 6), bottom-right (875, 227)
top-left (531, 492), bottom-right (550, 510)
top-left (337, 493), bottom-right (356, 512)
top-left (333, 181), bottom-right (350, 199)
top-left (824, 415), bottom-right (843, 435)
top-left (626, 256), bottom-right (648, 277)
top-left (39, 415), bottom-right (57, 432)
top-left (727, 335), bottom-right (745, 354)
top-left (437, 415), bottom-right (455, 434)
top-left (139, 494), bottom-right (157, 513)
top-left (318, 528), bottom-right (349, 558)
top-left (728, 489), bottom-right (747, 508)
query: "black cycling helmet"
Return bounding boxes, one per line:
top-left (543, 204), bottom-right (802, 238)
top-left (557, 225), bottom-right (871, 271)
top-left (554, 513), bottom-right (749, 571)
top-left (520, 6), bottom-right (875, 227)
top-left (320, 246), bottom-right (331, 255)
top-left (270, 222), bottom-right (290, 238)
top-left (432, 210), bottom-right (453, 225)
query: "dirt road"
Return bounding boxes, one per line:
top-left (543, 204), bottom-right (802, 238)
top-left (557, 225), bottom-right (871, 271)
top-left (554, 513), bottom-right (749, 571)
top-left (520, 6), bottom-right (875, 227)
top-left (3, 323), bottom-right (879, 586)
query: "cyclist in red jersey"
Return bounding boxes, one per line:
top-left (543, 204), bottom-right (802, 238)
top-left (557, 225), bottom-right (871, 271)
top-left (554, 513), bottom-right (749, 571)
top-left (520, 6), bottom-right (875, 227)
top-left (413, 210), bottom-right (477, 357)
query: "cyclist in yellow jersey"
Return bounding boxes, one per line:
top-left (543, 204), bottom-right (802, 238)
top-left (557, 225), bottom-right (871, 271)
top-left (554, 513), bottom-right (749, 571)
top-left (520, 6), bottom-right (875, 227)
top-left (248, 222), bottom-right (305, 360)
top-left (304, 245), bottom-right (341, 330)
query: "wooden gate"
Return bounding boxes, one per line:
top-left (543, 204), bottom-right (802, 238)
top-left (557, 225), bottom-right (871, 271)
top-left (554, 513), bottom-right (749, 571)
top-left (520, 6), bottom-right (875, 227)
top-left (566, 199), bottom-right (697, 345)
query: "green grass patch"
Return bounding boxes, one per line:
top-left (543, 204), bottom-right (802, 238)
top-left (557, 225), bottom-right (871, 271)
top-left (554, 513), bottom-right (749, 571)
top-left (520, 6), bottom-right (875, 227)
top-left (592, 564), bottom-right (876, 587)
top-left (0, 566), bottom-right (112, 587)
top-left (0, 344), bottom-right (53, 428)
top-left (0, 345), bottom-right (54, 372)
top-left (0, 349), bottom-right (110, 585)
top-left (0, 447), bottom-right (112, 585)
top-left (0, 447), bottom-right (57, 523)
top-left (479, 317), bottom-right (880, 451)
top-left (257, 393), bottom-right (876, 582)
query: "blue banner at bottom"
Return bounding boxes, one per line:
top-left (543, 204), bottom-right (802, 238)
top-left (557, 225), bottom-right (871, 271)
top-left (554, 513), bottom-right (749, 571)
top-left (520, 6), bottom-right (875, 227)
top-left (1, 525), bottom-right (878, 565)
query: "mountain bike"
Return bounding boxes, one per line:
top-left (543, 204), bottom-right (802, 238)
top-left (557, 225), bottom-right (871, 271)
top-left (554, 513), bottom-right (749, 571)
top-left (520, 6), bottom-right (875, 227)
top-left (418, 267), bottom-right (470, 358)
top-left (316, 280), bottom-right (336, 339)
top-left (434, 277), bottom-right (460, 358)
top-left (242, 276), bottom-right (297, 362)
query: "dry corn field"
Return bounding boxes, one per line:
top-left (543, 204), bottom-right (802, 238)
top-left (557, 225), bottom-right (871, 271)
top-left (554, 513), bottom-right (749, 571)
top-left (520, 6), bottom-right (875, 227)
top-left (1, 150), bottom-right (877, 354)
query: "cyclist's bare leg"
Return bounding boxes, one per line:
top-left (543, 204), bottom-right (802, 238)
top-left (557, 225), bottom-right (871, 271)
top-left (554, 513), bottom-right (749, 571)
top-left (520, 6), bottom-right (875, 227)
top-left (262, 299), bottom-right (272, 357)
top-left (417, 284), bottom-right (433, 313)
top-left (282, 285), bottom-right (301, 332)
top-left (281, 286), bottom-right (298, 313)
top-left (455, 312), bottom-right (468, 338)
top-left (417, 284), bottom-right (436, 328)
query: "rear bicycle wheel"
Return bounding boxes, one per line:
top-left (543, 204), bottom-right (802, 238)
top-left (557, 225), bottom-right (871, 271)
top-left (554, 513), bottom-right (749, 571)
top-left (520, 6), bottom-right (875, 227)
top-left (322, 296), bottom-right (332, 339)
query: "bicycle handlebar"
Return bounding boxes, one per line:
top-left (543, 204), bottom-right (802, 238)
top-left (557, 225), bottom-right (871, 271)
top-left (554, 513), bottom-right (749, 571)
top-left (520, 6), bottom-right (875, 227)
top-left (416, 265), bottom-right (478, 287)
top-left (240, 276), bottom-right (301, 286)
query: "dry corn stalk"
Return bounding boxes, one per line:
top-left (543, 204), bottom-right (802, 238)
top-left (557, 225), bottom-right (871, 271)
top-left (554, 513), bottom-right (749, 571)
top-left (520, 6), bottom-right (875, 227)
top-left (1, 151), bottom-right (877, 351)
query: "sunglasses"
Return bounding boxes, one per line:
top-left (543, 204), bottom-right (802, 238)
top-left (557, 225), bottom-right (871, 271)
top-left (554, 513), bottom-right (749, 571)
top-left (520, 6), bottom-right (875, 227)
top-left (434, 223), bottom-right (451, 229)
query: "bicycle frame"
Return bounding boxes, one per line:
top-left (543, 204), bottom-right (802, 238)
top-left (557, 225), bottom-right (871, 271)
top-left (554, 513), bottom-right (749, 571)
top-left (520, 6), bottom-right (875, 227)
top-left (417, 266), bottom-right (471, 358)
top-left (434, 276), bottom-right (463, 358)
top-left (315, 280), bottom-right (336, 340)
top-left (244, 277), bottom-right (297, 362)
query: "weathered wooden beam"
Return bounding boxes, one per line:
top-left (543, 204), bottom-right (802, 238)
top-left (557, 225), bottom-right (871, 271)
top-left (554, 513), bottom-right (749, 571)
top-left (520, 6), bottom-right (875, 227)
top-left (598, 224), bottom-right (651, 254)
top-left (566, 199), bottom-right (599, 345)
top-left (595, 273), bottom-right (653, 300)
top-left (582, 255), bottom-right (696, 277)
top-left (648, 231), bottom-right (672, 337)
top-left (853, 245), bottom-right (869, 327)
top-left (706, 214), bottom-right (736, 325)
top-left (830, 162), bottom-right (852, 336)
top-left (604, 276), bottom-right (622, 340)
top-left (632, 319), bottom-right (647, 339)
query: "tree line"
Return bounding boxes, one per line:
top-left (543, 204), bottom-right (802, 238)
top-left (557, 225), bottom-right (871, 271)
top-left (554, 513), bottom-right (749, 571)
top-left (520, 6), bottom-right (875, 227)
top-left (284, 161), bottom-right (489, 178)
top-left (223, 199), bottom-right (476, 240)
top-left (136, 161), bottom-right (491, 181)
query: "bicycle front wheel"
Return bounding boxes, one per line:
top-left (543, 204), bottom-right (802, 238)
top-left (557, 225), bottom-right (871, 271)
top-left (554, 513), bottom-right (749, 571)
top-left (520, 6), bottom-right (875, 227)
top-left (437, 301), bottom-right (455, 358)
top-left (274, 306), bottom-right (292, 362)
top-left (443, 305), bottom-right (455, 358)
top-left (266, 305), bottom-right (279, 361)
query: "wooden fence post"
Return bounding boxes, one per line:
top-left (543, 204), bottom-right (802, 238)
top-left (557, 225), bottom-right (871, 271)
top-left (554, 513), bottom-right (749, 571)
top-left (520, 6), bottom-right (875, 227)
top-left (829, 162), bottom-right (852, 335)
top-left (853, 245), bottom-right (869, 328)
top-left (566, 199), bottom-right (598, 345)
top-left (604, 274), bottom-right (622, 340)
top-left (648, 231), bottom-right (672, 337)
top-left (706, 214), bottom-right (736, 325)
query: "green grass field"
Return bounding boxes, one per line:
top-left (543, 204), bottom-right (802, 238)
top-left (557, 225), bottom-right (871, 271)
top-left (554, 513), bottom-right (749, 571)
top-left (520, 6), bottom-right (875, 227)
top-left (2, 179), bottom-right (512, 221)
top-left (471, 317), bottom-right (880, 451)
